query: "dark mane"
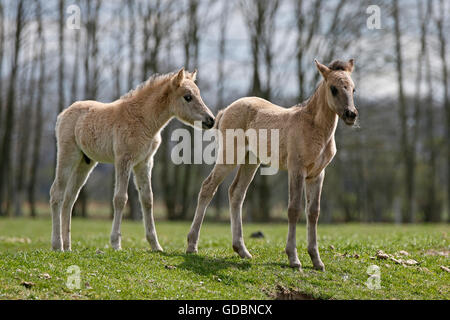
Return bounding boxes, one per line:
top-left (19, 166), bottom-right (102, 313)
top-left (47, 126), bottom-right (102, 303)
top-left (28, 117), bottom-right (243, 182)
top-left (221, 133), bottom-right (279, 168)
top-left (328, 60), bottom-right (353, 72)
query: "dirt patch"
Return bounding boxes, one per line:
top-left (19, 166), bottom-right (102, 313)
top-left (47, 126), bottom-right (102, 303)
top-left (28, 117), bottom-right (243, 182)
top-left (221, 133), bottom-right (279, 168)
top-left (0, 236), bottom-right (31, 244)
top-left (425, 249), bottom-right (449, 257)
top-left (271, 285), bottom-right (318, 300)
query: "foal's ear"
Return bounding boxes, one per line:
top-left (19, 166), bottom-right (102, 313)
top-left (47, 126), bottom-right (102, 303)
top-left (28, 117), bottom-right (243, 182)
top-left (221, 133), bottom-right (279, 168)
top-left (347, 59), bottom-right (355, 73)
top-left (173, 67), bottom-right (185, 87)
top-left (315, 59), bottom-right (331, 79)
top-left (190, 69), bottom-right (198, 82)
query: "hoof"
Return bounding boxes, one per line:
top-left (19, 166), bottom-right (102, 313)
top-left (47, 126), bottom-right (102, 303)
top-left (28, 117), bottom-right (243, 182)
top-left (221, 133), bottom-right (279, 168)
top-left (186, 246), bottom-right (198, 254)
top-left (240, 251), bottom-right (252, 259)
top-left (313, 263), bottom-right (325, 271)
top-left (111, 244), bottom-right (122, 251)
top-left (233, 245), bottom-right (252, 259)
top-left (110, 235), bottom-right (121, 250)
top-left (51, 240), bottom-right (63, 252)
top-left (289, 261), bottom-right (302, 269)
top-left (152, 245), bottom-right (164, 252)
top-left (63, 242), bottom-right (72, 252)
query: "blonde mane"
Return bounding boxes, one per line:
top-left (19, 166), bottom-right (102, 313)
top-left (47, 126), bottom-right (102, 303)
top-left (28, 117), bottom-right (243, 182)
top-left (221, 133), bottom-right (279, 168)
top-left (120, 72), bottom-right (176, 101)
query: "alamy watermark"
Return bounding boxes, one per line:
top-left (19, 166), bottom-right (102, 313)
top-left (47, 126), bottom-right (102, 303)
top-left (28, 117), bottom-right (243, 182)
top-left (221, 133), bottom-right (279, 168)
top-left (171, 122), bottom-right (280, 175)
top-left (66, 5), bottom-right (81, 30)
top-left (365, 265), bottom-right (381, 290)
top-left (366, 5), bottom-right (382, 30)
top-left (66, 265), bottom-right (81, 289)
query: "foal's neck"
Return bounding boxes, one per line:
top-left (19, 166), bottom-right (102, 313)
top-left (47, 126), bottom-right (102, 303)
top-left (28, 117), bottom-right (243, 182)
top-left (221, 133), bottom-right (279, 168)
top-left (124, 82), bottom-right (173, 136)
top-left (302, 82), bottom-right (338, 141)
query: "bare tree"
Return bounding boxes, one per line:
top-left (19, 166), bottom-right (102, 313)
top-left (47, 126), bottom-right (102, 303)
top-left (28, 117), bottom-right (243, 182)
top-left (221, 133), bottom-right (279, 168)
top-left (14, 18), bottom-right (39, 216)
top-left (28, 0), bottom-right (45, 218)
top-left (74, 0), bottom-right (102, 218)
top-left (51, 0), bottom-right (65, 178)
top-left (0, 0), bottom-right (26, 215)
top-left (179, 0), bottom-right (201, 220)
top-left (295, 0), bottom-right (322, 101)
top-left (135, 0), bottom-right (179, 219)
top-left (393, 0), bottom-right (414, 223)
top-left (421, 0), bottom-right (439, 222)
top-left (435, 0), bottom-right (449, 221)
top-left (240, 0), bottom-right (280, 221)
top-left (409, 0), bottom-right (429, 223)
top-left (58, 0), bottom-right (65, 114)
top-left (122, 1), bottom-right (140, 221)
top-left (0, 1), bottom-right (4, 134)
top-left (214, 0), bottom-right (231, 220)
top-left (163, 0), bottom-right (211, 220)
top-left (70, 18), bottom-right (80, 104)
top-left (155, 1), bottom-right (181, 220)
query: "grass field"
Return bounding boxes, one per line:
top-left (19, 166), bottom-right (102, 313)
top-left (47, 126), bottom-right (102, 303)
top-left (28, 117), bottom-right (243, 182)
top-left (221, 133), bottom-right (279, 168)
top-left (0, 218), bottom-right (448, 300)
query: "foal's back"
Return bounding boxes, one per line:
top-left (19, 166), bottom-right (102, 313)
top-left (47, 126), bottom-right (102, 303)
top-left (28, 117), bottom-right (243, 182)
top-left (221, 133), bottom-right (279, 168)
top-left (215, 97), bottom-right (300, 170)
top-left (217, 97), bottom-right (292, 131)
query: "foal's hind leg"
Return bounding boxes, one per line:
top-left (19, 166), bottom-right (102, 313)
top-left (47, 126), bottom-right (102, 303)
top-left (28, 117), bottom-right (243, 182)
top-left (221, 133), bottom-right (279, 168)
top-left (187, 164), bottom-right (235, 253)
top-left (228, 163), bottom-right (259, 259)
top-left (133, 157), bottom-right (163, 252)
top-left (50, 146), bottom-right (81, 251)
top-left (61, 157), bottom-right (97, 251)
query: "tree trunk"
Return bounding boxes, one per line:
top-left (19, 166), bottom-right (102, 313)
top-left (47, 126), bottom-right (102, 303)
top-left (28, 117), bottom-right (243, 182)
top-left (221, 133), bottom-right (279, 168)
top-left (14, 30), bottom-right (38, 216)
top-left (0, 0), bottom-right (25, 215)
top-left (179, 0), bottom-right (200, 220)
top-left (28, 2), bottom-right (45, 218)
top-left (52, 0), bottom-right (65, 182)
top-left (213, 0), bottom-right (230, 221)
top-left (435, 0), bottom-right (449, 222)
top-left (0, 2), bottom-right (4, 139)
top-left (393, 0), bottom-right (413, 223)
top-left (74, 0), bottom-right (102, 218)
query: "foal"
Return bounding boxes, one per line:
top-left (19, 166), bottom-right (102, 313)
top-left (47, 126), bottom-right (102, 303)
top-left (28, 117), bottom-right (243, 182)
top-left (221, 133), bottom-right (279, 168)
top-left (50, 68), bottom-right (215, 252)
top-left (187, 59), bottom-right (358, 271)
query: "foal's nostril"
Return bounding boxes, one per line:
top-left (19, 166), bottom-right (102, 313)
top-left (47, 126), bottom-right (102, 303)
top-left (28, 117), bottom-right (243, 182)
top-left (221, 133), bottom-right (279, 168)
top-left (345, 110), bottom-right (356, 119)
top-left (203, 116), bottom-right (215, 129)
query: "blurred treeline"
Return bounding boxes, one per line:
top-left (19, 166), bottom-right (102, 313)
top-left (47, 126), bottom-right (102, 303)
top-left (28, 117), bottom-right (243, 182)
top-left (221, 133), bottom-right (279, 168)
top-left (0, 0), bottom-right (448, 223)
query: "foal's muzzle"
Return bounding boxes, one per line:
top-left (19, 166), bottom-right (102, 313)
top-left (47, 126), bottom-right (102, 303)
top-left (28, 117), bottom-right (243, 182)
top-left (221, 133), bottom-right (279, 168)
top-left (202, 116), bottom-right (215, 129)
top-left (342, 108), bottom-right (358, 126)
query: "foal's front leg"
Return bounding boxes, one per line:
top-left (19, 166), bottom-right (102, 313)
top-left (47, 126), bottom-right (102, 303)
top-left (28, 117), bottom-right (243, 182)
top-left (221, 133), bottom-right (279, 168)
top-left (285, 169), bottom-right (305, 269)
top-left (305, 171), bottom-right (325, 271)
top-left (110, 157), bottom-right (132, 250)
top-left (133, 158), bottom-right (163, 252)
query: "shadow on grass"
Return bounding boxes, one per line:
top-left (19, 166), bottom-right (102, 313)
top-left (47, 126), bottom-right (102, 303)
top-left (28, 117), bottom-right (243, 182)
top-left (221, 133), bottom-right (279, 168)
top-left (159, 251), bottom-right (252, 277)
top-left (263, 261), bottom-right (319, 271)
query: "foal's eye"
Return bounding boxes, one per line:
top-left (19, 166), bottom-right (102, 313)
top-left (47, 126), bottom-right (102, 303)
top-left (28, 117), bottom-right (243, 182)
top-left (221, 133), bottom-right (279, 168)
top-left (330, 86), bottom-right (338, 96)
top-left (184, 94), bottom-right (192, 102)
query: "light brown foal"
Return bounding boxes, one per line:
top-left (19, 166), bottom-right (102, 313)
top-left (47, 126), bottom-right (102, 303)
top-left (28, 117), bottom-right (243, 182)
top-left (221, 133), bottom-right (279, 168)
top-left (50, 68), bottom-right (215, 252)
top-left (187, 59), bottom-right (358, 271)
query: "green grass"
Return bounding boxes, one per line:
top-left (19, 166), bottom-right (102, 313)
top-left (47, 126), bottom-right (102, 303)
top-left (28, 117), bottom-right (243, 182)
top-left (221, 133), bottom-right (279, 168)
top-left (0, 218), bottom-right (448, 300)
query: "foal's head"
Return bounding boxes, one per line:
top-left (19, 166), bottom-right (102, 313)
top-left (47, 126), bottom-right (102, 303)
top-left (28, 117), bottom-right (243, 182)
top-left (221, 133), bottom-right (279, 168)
top-left (169, 68), bottom-right (215, 129)
top-left (315, 59), bottom-right (358, 126)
